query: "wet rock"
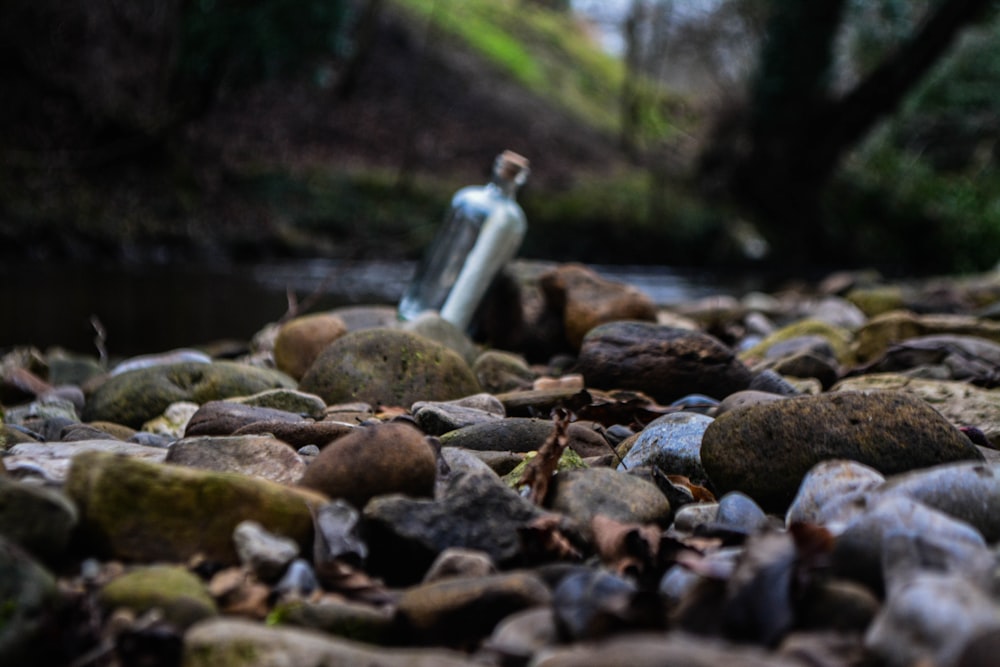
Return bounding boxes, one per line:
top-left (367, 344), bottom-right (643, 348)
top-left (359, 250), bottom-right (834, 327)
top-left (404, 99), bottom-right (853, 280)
top-left (740, 319), bottom-right (855, 367)
top-left (852, 334), bottom-right (1000, 384)
top-left (785, 459), bottom-right (885, 527)
top-left (712, 491), bottom-right (769, 535)
top-left (299, 328), bottom-right (481, 408)
top-left (274, 558), bottom-right (320, 598)
top-left (269, 597), bottom-right (395, 644)
top-left (748, 369), bottom-right (804, 396)
top-left (672, 502), bottom-right (720, 532)
top-left (439, 417), bottom-right (554, 453)
top-left (167, 435), bottom-right (307, 485)
top-left (866, 569), bottom-right (1000, 667)
top-left (66, 450), bottom-right (326, 564)
top-left (83, 361), bottom-right (295, 429)
top-left (871, 461), bottom-right (1000, 542)
top-left (716, 389), bottom-right (788, 416)
top-left (576, 321), bottom-right (753, 404)
top-left (110, 348), bottom-right (212, 375)
top-left (755, 351), bottom-right (841, 389)
top-left (832, 495), bottom-right (993, 593)
top-left (701, 391), bottom-right (984, 513)
top-left (232, 420), bottom-right (358, 450)
top-left (183, 399), bottom-right (307, 437)
top-left (363, 468), bottom-right (546, 585)
top-left (539, 263), bottom-right (658, 350)
top-left (546, 467), bottom-right (671, 537)
top-left (396, 571), bottom-right (552, 646)
top-left (298, 422), bottom-right (437, 508)
top-left (273, 313), bottom-right (348, 380)
top-left (0, 536), bottom-right (59, 665)
top-left (230, 388), bottom-right (328, 419)
top-left (233, 520), bottom-right (300, 582)
top-left (833, 373), bottom-right (1000, 443)
top-left (616, 411), bottom-right (713, 485)
top-left (412, 394), bottom-right (506, 436)
top-left (0, 476), bottom-right (77, 565)
top-left (853, 310), bottom-right (1000, 364)
top-left (472, 350), bottom-right (537, 393)
top-left (183, 617), bottom-right (480, 667)
top-left (99, 564), bottom-right (217, 630)
top-left (423, 548), bottom-right (497, 583)
top-left (551, 567), bottom-right (664, 641)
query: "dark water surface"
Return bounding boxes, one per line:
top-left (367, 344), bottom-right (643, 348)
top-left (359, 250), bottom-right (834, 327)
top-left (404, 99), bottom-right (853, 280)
top-left (3, 259), bottom-right (753, 357)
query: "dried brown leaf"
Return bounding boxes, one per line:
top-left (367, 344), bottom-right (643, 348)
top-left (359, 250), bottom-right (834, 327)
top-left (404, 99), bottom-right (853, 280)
top-left (591, 514), bottom-right (662, 578)
top-left (519, 408), bottom-right (571, 505)
top-left (315, 558), bottom-right (393, 605)
top-left (665, 474), bottom-right (716, 503)
top-left (519, 514), bottom-right (583, 561)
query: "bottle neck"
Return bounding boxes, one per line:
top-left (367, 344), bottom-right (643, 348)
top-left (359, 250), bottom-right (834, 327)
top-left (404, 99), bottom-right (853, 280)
top-left (489, 174), bottom-right (522, 199)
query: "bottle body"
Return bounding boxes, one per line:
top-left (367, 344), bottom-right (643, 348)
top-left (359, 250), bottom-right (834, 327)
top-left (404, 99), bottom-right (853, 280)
top-left (398, 152), bottom-right (529, 330)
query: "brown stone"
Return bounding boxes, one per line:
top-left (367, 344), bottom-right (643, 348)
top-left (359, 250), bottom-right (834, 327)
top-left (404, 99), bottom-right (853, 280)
top-left (576, 320), bottom-right (752, 404)
top-left (298, 422), bottom-right (438, 508)
top-left (273, 313), bottom-right (348, 380)
top-left (540, 263), bottom-right (658, 350)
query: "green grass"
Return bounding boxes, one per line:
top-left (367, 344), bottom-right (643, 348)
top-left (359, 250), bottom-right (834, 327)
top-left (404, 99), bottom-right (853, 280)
top-left (390, 0), bottom-right (628, 133)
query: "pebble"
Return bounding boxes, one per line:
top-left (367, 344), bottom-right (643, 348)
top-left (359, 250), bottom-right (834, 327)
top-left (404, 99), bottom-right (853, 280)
top-left (5, 263), bottom-right (1000, 666)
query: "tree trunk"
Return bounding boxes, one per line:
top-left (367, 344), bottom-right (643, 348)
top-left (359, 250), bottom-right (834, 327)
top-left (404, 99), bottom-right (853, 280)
top-left (698, 0), bottom-right (995, 263)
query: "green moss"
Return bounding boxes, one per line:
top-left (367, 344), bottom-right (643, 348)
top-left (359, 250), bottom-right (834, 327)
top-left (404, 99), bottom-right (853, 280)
top-left (503, 448), bottom-right (588, 488)
top-left (740, 318), bottom-right (856, 367)
top-left (184, 642), bottom-right (261, 667)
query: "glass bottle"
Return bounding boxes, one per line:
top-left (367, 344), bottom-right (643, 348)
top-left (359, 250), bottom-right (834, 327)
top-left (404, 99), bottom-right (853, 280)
top-left (398, 150), bottom-right (530, 330)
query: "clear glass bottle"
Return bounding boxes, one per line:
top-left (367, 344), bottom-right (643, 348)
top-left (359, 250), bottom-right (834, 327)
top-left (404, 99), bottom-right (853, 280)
top-left (398, 150), bottom-right (530, 330)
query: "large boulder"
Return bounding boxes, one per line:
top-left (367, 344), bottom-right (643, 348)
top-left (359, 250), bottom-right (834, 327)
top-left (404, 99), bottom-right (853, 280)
top-left (299, 329), bottom-right (481, 408)
top-left (700, 391), bottom-right (984, 513)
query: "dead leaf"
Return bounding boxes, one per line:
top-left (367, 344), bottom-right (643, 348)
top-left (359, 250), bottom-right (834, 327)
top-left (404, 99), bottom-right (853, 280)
top-left (518, 514), bottom-right (583, 562)
top-left (207, 567), bottom-right (271, 619)
top-left (666, 475), bottom-right (716, 503)
top-left (591, 514), bottom-right (662, 582)
top-left (314, 558), bottom-right (394, 605)
top-left (518, 408), bottom-right (571, 505)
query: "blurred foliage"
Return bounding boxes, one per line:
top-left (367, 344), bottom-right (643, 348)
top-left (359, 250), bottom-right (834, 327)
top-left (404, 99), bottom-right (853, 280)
top-left (178, 0), bottom-right (350, 90)
top-left (391, 0), bottom-right (688, 140)
top-left (828, 4), bottom-right (1000, 274)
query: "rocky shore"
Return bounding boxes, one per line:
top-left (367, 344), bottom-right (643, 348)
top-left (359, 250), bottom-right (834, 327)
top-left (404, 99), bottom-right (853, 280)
top-left (3, 262), bottom-right (1000, 667)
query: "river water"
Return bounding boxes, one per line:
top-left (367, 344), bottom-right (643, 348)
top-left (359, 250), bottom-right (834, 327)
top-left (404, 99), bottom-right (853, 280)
top-left (3, 259), bottom-right (755, 357)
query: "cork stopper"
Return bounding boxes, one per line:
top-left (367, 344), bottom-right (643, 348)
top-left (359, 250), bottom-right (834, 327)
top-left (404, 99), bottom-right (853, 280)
top-left (496, 150), bottom-right (530, 182)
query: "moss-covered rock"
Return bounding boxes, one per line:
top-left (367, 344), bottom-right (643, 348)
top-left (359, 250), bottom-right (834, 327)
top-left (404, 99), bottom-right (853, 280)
top-left (99, 565), bottom-right (217, 629)
top-left (83, 362), bottom-right (296, 429)
top-left (700, 391), bottom-right (984, 513)
top-left (299, 329), bottom-right (481, 408)
top-left (853, 311), bottom-right (1000, 364)
top-left (739, 318), bottom-right (855, 367)
top-left (66, 451), bottom-right (327, 564)
top-left (845, 285), bottom-right (907, 318)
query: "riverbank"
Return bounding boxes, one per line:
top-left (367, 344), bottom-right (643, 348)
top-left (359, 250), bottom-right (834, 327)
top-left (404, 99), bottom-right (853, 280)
top-left (3, 263), bottom-right (1000, 665)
